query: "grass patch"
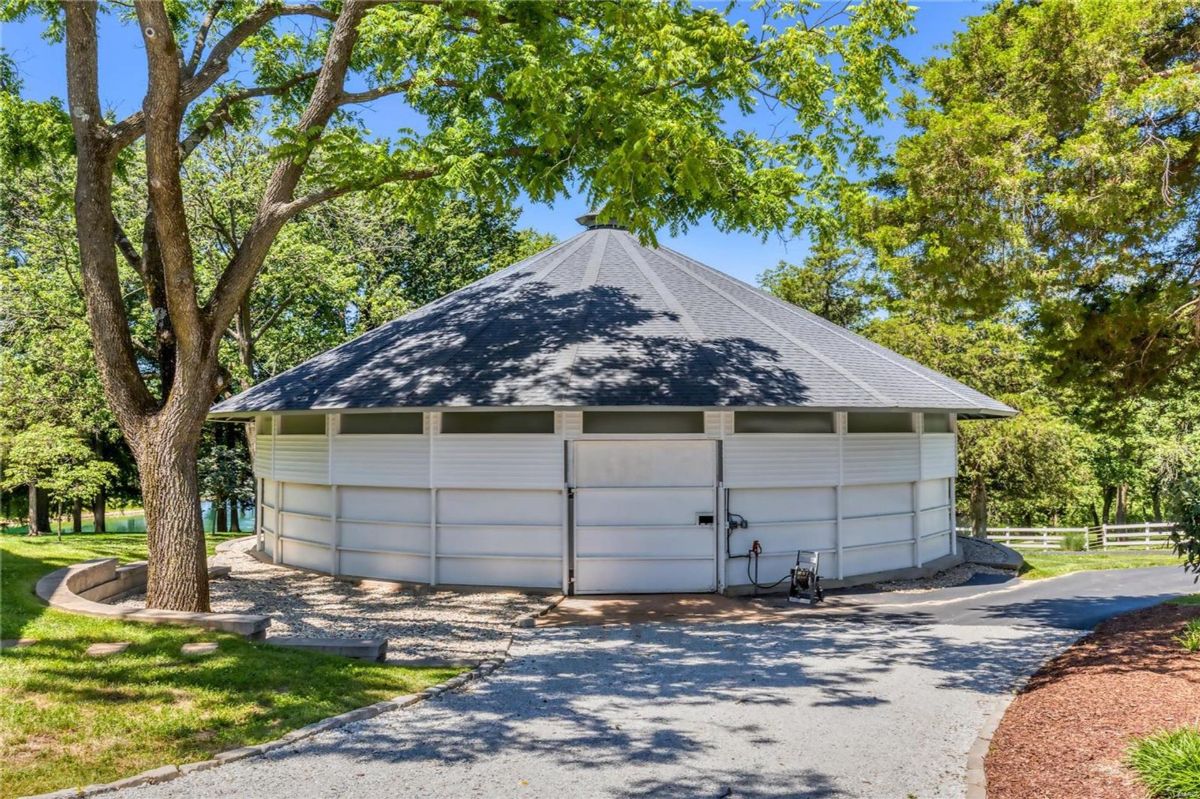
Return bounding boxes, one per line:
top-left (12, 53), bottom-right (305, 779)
top-left (1019, 550), bottom-right (1184, 580)
top-left (1169, 595), bottom-right (1200, 606)
top-left (1, 532), bottom-right (459, 797)
top-left (1129, 726), bottom-right (1200, 798)
top-left (1175, 619), bottom-right (1200, 653)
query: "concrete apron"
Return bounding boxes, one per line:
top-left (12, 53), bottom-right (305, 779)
top-left (538, 592), bottom-right (862, 627)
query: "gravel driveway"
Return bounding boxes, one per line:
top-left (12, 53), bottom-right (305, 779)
top-left (119, 566), bottom-right (1195, 799)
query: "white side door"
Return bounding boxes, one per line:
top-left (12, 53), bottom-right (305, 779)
top-left (572, 439), bottom-right (717, 593)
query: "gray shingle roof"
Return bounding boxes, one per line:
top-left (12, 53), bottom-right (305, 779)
top-left (211, 224), bottom-right (1013, 417)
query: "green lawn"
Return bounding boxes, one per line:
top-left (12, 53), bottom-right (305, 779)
top-left (0, 533), bottom-right (458, 797)
top-left (1169, 594), bottom-right (1200, 606)
top-left (1019, 550), bottom-right (1185, 580)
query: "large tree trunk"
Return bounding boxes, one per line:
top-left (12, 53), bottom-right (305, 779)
top-left (137, 431), bottom-right (210, 611)
top-left (229, 498), bottom-right (242, 533)
top-left (92, 487), bottom-right (107, 533)
top-left (1115, 483), bottom-right (1129, 526)
top-left (1101, 485), bottom-right (1115, 525)
top-left (27, 484), bottom-right (43, 536)
top-left (970, 473), bottom-right (988, 538)
top-left (73, 498), bottom-right (83, 534)
top-left (1152, 489), bottom-right (1163, 523)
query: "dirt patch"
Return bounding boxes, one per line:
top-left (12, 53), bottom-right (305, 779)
top-left (986, 602), bottom-right (1200, 799)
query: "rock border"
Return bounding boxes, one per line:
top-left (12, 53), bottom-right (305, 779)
top-left (22, 592), bottom-right (565, 799)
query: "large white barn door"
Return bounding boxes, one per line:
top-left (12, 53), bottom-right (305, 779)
top-left (572, 440), bottom-right (717, 594)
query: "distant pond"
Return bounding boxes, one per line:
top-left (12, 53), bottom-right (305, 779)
top-left (2, 500), bottom-right (255, 536)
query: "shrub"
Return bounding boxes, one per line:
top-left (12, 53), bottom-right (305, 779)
top-left (1129, 727), bottom-right (1200, 798)
top-left (1061, 531), bottom-right (1088, 551)
top-left (1175, 619), bottom-right (1200, 654)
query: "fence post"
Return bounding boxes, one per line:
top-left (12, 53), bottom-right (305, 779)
top-left (1145, 521), bottom-right (1151, 548)
top-left (1043, 529), bottom-right (1049, 550)
top-left (1083, 526), bottom-right (1090, 551)
top-left (1101, 524), bottom-right (1108, 550)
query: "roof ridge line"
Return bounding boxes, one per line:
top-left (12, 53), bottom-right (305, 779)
top-left (614, 231), bottom-right (705, 340)
top-left (657, 244), bottom-right (980, 407)
top-left (559, 229), bottom-right (611, 393)
top-left (651, 246), bottom-right (895, 406)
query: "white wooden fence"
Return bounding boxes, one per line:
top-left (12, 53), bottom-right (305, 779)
top-left (956, 522), bottom-right (1181, 551)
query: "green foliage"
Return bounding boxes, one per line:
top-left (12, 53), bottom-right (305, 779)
top-left (1128, 726), bottom-right (1200, 799)
top-left (758, 237), bottom-right (881, 330)
top-left (1061, 531), bottom-right (1087, 552)
top-left (0, 424), bottom-right (117, 520)
top-left (1175, 619), bottom-right (1200, 654)
top-left (869, 0), bottom-right (1200, 399)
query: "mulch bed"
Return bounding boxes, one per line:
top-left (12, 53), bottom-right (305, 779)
top-left (987, 602), bottom-right (1200, 799)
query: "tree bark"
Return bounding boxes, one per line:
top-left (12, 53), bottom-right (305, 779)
top-left (1115, 483), bottom-right (1128, 526)
top-left (1101, 485), bottom-right (1115, 525)
top-left (970, 473), bottom-right (988, 538)
top-left (229, 498), bottom-right (242, 533)
top-left (73, 498), bottom-right (83, 534)
top-left (92, 487), bottom-right (107, 533)
top-left (1152, 489), bottom-right (1163, 522)
top-left (27, 484), bottom-right (42, 536)
top-left (215, 495), bottom-right (227, 533)
top-left (138, 429), bottom-right (209, 611)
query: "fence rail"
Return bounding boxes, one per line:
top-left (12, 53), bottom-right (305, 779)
top-left (956, 522), bottom-right (1181, 552)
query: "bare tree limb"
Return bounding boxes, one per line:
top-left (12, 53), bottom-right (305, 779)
top-left (185, 0), bottom-right (227, 78)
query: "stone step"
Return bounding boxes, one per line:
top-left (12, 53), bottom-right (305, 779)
top-left (264, 636), bottom-right (387, 661)
top-left (181, 642), bottom-right (219, 656)
top-left (0, 638), bottom-right (37, 650)
top-left (86, 641), bottom-right (130, 657)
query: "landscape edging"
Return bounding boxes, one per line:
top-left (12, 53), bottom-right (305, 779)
top-left (963, 631), bottom-right (1085, 799)
top-left (21, 591), bottom-right (565, 799)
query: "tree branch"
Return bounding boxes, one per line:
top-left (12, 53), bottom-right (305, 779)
top-left (63, 1), bottom-right (158, 425)
top-left (109, 4), bottom-right (336, 152)
top-left (136, 0), bottom-right (207, 377)
top-left (184, 0), bottom-right (227, 78)
top-left (205, 0), bottom-right (376, 341)
top-left (180, 69), bottom-right (320, 157)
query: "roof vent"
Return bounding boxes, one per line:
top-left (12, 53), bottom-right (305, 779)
top-left (576, 210), bottom-right (627, 230)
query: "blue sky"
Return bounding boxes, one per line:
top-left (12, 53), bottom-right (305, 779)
top-left (1, 2), bottom-right (982, 284)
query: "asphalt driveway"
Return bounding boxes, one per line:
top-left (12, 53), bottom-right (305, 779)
top-left (122, 567), bottom-right (1195, 799)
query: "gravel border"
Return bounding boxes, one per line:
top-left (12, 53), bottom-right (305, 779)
top-left (22, 591), bottom-right (565, 799)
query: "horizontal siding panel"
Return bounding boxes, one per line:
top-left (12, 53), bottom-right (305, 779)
top-left (340, 521), bottom-right (429, 554)
top-left (254, 435), bottom-right (274, 477)
top-left (273, 436), bottom-right (329, 484)
top-left (842, 542), bottom-right (913, 578)
top-left (437, 489), bottom-right (561, 525)
top-left (340, 551), bottom-right (428, 583)
top-left (280, 511), bottom-right (331, 543)
top-left (722, 436), bottom-right (840, 488)
top-left (437, 525), bottom-right (560, 557)
top-left (727, 487), bottom-right (835, 523)
top-left (920, 532), bottom-right (952, 562)
top-left (728, 523), bottom-right (835, 557)
top-left (574, 558), bottom-right (714, 594)
top-left (331, 435), bottom-right (430, 487)
top-left (921, 434), bottom-right (956, 478)
top-left (281, 482), bottom-right (331, 516)
top-left (841, 514), bottom-right (911, 548)
top-left (842, 435), bottom-right (918, 485)
top-left (575, 526), bottom-right (711, 559)
top-left (575, 487), bottom-right (713, 526)
top-left (843, 483), bottom-right (912, 517)
top-left (437, 556), bottom-right (560, 589)
top-left (918, 479), bottom-right (950, 510)
top-left (434, 435), bottom-right (563, 488)
top-left (280, 539), bottom-right (329, 572)
top-left (338, 486), bottom-right (429, 524)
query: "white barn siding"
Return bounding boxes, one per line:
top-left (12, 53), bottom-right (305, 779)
top-left (331, 435), bottom-right (430, 487)
top-left (722, 436), bottom-right (840, 487)
top-left (433, 436), bottom-right (561, 488)
top-left (842, 435), bottom-right (919, 484)
top-left (254, 435), bottom-right (274, 478)
top-left (273, 436), bottom-right (329, 483)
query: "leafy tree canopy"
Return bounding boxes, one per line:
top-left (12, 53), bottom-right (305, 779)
top-left (868, 0), bottom-right (1200, 398)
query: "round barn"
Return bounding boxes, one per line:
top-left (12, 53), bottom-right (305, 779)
top-left (210, 213), bottom-right (1012, 595)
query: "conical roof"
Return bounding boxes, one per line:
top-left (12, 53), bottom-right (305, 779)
top-left (211, 225), bottom-right (1013, 417)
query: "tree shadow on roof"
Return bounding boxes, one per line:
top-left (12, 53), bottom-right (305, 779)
top-left (215, 275), bottom-right (812, 411)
